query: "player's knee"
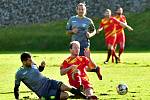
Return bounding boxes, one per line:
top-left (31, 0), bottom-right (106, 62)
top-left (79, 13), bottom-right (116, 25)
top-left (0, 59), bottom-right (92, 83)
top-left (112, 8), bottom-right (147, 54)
top-left (60, 92), bottom-right (69, 100)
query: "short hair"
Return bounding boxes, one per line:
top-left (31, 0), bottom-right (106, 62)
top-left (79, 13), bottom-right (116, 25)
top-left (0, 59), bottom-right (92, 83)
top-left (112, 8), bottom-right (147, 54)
top-left (20, 52), bottom-right (31, 62)
top-left (105, 9), bottom-right (111, 13)
top-left (115, 5), bottom-right (122, 11)
top-left (76, 2), bottom-right (86, 10)
top-left (69, 41), bottom-right (80, 49)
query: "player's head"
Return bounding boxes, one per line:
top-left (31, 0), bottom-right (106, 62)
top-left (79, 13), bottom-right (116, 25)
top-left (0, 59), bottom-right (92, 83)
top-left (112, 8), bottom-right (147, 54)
top-left (21, 52), bottom-right (32, 67)
top-left (104, 9), bottom-right (111, 18)
top-left (115, 6), bottom-right (123, 15)
top-left (69, 41), bottom-right (80, 57)
top-left (76, 3), bottom-right (87, 17)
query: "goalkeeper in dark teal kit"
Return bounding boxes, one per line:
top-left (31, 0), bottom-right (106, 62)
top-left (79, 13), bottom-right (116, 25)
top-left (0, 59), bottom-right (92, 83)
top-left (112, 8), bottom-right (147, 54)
top-left (14, 52), bottom-right (86, 100)
top-left (66, 3), bottom-right (102, 80)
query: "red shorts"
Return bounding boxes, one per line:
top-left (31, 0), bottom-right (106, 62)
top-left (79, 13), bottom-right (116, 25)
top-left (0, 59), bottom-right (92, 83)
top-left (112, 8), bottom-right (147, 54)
top-left (115, 33), bottom-right (125, 44)
top-left (69, 73), bottom-right (92, 90)
top-left (105, 36), bottom-right (116, 46)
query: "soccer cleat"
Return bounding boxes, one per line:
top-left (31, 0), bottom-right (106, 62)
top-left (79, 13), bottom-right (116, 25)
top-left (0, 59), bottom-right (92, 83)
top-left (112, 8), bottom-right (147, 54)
top-left (96, 67), bottom-right (102, 80)
top-left (104, 61), bottom-right (108, 64)
top-left (87, 95), bottom-right (98, 99)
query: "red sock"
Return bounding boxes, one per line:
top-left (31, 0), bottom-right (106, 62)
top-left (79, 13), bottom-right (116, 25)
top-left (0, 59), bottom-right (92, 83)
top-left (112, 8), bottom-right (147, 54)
top-left (119, 48), bottom-right (124, 57)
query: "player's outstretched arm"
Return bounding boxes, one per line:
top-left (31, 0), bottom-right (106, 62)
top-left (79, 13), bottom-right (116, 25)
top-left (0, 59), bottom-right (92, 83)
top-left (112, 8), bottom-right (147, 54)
top-left (86, 29), bottom-right (96, 38)
top-left (119, 22), bottom-right (133, 31)
top-left (38, 61), bottom-right (46, 72)
top-left (14, 84), bottom-right (19, 100)
top-left (96, 27), bottom-right (103, 34)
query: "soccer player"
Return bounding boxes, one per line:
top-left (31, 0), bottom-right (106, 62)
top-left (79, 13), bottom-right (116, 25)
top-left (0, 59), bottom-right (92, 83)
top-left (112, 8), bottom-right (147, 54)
top-left (14, 52), bottom-right (86, 100)
top-left (112, 7), bottom-right (128, 63)
top-left (97, 9), bottom-right (133, 64)
top-left (60, 41), bottom-right (99, 99)
top-left (66, 2), bottom-right (102, 80)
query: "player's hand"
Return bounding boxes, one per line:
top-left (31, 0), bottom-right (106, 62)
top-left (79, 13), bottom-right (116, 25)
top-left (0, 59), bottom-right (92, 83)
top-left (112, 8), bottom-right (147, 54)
top-left (40, 61), bottom-right (46, 67)
top-left (84, 48), bottom-right (90, 58)
top-left (70, 65), bottom-right (77, 70)
top-left (86, 32), bottom-right (90, 38)
top-left (127, 26), bottom-right (133, 31)
top-left (72, 27), bottom-right (78, 33)
top-left (96, 30), bottom-right (100, 34)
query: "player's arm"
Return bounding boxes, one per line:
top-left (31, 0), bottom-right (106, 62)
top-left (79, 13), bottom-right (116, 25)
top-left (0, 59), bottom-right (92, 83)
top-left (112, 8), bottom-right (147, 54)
top-left (14, 72), bottom-right (21, 100)
top-left (114, 18), bottom-right (133, 31)
top-left (38, 61), bottom-right (46, 72)
top-left (32, 60), bottom-right (46, 72)
top-left (97, 22), bottom-right (104, 34)
top-left (60, 65), bottom-right (77, 75)
top-left (97, 27), bottom-right (103, 34)
top-left (66, 17), bottom-right (78, 35)
top-left (66, 27), bottom-right (78, 35)
top-left (14, 84), bottom-right (19, 100)
top-left (119, 22), bottom-right (133, 31)
top-left (86, 20), bottom-right (96, 38)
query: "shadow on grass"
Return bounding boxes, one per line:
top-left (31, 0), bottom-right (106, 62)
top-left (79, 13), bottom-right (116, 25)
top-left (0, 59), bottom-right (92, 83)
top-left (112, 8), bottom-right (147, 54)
top-left (0, 90), bottom-right (32, 94)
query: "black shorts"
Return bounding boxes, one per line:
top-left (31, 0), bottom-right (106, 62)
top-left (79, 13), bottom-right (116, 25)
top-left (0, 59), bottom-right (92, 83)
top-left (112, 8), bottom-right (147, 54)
top-left (42, 79), bottom-right (63, 100)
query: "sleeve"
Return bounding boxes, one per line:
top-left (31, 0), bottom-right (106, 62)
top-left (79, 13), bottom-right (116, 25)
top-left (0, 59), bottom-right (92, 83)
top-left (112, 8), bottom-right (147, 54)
top-left (88, 19), bottom-right (96, 32)
top-left (15, 71), bottom-right (21, 86)
top-left (60, 60), bottom-right (69, 69)
top-left (14, 71), bottom-right (21, 99)
top-left (111, 17), bottom-right (120, 24)
top-left (66, 17), bottom-right (72, 32)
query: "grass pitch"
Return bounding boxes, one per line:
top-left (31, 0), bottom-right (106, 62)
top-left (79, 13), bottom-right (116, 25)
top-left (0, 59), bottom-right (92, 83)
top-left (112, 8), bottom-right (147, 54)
top-left (0, 52), bottom-right (150, 100)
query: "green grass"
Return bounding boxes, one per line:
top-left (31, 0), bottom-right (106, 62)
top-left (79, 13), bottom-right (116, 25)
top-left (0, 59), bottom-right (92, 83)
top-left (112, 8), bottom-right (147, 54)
top-left (0, 10), bottom-right (150, 51)
top-left (0, 52), bottom-right (150, 99)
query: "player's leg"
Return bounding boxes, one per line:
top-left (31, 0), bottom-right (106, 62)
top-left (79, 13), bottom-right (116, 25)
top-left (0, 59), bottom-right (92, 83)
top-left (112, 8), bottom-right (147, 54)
top-left (81, 79), bottom-right (98, 99)
top-left (60, 83), bottom-right (86, 98)
top-left (104, 44), bottom-right (113, 64)
top-left (59, 92), bottom-right (69, 100)
top-left (118, 33), bottom-right (125, 62)
top-left (84, 48), bottom-right (102, 80)
top-left (104, 36), bottom-right (119, 64)
top-left (84, 88), bottom-right (98, 99)
top-left (112, 44), bottom-right (117, 63)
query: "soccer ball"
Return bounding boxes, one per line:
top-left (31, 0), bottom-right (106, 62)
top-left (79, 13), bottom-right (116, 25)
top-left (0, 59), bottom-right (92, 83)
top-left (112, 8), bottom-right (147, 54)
top-left (116, 84), bottom-right (128, 95)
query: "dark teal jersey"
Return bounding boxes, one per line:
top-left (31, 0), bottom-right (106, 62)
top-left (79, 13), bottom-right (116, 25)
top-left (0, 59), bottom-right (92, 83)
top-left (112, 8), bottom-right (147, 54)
top-left (66, 15), bottom-right (95, 48)
top-left (15, 65), bottom-right (60, 97)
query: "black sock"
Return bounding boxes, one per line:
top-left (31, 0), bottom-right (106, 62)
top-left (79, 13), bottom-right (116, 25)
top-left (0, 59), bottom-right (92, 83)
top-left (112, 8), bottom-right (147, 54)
top-left (106, 49), bottom-right (111, 62)
top-left (70, 88), bottom-right (86, 98)
top-left (90, 67), bottom-right (98, 72)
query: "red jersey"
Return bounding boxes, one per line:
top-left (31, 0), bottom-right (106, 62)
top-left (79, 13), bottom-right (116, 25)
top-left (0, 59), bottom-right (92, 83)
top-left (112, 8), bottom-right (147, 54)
top-left (99, 17), bottom-right (120, 39)
top-left (61, 56), bottom-right (89, 78)
top-left (114, 15), bottom-right (126, 35)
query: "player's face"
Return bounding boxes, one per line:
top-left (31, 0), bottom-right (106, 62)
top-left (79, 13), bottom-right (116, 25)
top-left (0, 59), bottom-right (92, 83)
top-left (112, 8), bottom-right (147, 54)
top-left (77, 5), bottom-right (86, 17)
top-left (116, 8), bottom-right (123, 15)
top-left (70, 43), bottom-right (80, 56)
top-left (104, 10), bottom-right (111, 18)
top-left (24, 58), bottom-right (32, 67)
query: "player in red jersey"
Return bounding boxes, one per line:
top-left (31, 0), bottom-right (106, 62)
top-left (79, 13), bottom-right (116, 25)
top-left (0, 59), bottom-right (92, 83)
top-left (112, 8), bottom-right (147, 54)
top-left (60, 41), bottom-right (99, 99)
top-left (97, 9), bottom-right (133, 64)
top-left (112, 7), bottom-right (129, 63)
